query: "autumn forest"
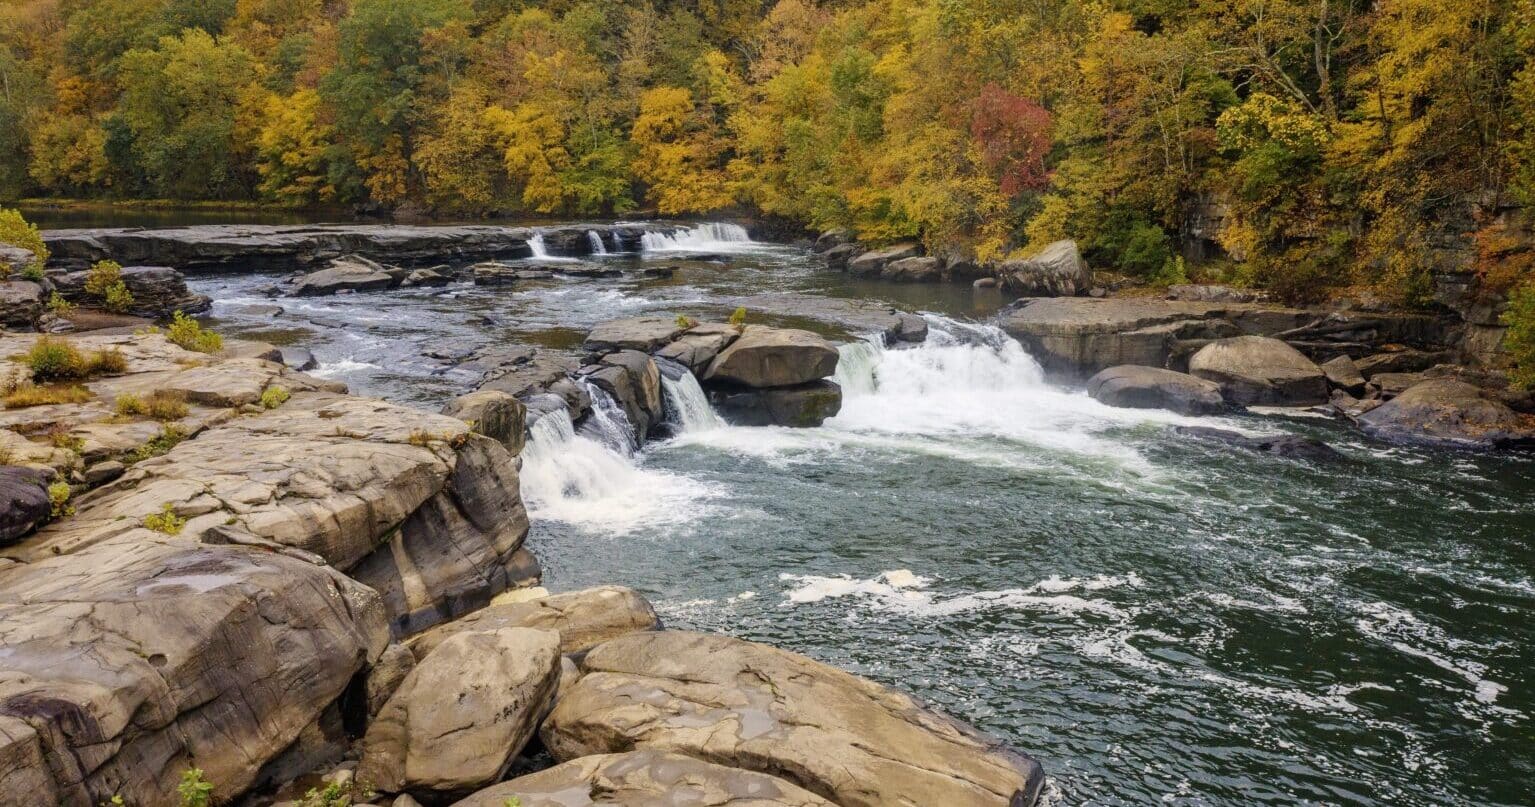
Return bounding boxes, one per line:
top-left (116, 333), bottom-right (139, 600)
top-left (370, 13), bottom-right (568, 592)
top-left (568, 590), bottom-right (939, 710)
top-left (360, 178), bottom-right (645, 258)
top-left (1, 0), bottom-right (1534, 306)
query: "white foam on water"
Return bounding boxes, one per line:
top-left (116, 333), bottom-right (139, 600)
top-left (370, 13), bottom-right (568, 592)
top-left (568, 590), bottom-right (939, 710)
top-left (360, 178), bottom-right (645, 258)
top-left (519, 408), bottom-right (720, 534)
top-left (640, 222), bottom-right (755, 252)
top-left (778, 570), bottom-right (1138, 619)
top-left (310, 357), bottom-right (380, 377)
top-left (1353, 600), bottom-right (1511, 707)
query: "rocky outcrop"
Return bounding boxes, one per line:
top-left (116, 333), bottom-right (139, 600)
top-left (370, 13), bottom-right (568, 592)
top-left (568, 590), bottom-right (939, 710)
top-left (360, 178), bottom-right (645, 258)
top-left (1320, 355), bottom-right (1366, 395)
top-left (822, 242), bottom-right (859, 270)
top-left (1166, 284), bottom-right (1268, 303)
top-left (542, 630), bottom-right (1045, 807)
top-left (1357, 379), bottom-right (1535, 449)
top-left (655, 323), bottom-right (740, 373)
top-left (1188, 336), bottom-right (1329, 405)
top-left (0, 532), bottom-right (389, 807)
top-left (52, 266), bottom-right (211, 318)
top-left (290, 256), bottom-right (395, 296)
top-left (0, 281), bottom-right (46, 330)
top-left (709, 380), bottom-right (843, 427)
top-left (881, 256), bottom-right (947, 282)
top-left (453, 751), bottom-right (837, 807)
top-left (584, 316), bottom-right (687, 353)
top-left (704, 326), bottom-right (838, 388)
top-left (441, 390), bottom-right (527, 456)
top-left (582, 350), bottom-right (663, 443)
top-left (0, 244), bottom-right (34, 274)
top-left (1354, 349), bottom-right (1455, 377)
top-left (0, 467), bottom-right (52, 545)
top-left (359, 627), bottom-right (561, 798)
top-left (847, 242), bottom-right (922, 277)
top-left (1086, 365), bottom-right (1225, 415)
top-left (407, 585), bottom-right (660, 659)
top-left (996, 240), bottom-right (1091, 297)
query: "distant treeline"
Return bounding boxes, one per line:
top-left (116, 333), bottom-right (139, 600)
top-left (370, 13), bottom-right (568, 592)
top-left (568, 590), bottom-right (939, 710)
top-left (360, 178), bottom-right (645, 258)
top-left (2, 0), bottom-right (1535, 302)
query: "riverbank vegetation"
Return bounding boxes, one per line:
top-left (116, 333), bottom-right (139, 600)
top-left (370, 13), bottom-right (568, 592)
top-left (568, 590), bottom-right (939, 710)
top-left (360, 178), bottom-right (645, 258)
top-left (1, 0), bottom-right (1534, 304)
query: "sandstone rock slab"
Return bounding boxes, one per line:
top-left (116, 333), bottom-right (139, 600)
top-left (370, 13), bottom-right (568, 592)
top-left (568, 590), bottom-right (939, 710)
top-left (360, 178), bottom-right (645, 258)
top-left (1189, 335), bottom-right (1328, 405)
top-left (704, 326), bottom-right (838, 388)
top-left (1086, 366), bottom-right (1225, 415)
top-left (408, 585), bottom-right (660, 660)
top-left (996, 240), bottom-right (1091, 297)
top-left (1358, 379), bottom-right (1535, 449)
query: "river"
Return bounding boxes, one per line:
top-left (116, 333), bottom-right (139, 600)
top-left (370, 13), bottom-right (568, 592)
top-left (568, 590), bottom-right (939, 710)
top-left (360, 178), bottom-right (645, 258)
top-left (189, 223), bottom-right (1535, 806)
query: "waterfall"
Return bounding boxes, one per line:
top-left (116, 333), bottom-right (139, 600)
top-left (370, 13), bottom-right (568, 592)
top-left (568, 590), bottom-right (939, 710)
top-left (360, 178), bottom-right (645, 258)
top-left (519, 406), bottom-right (719, 534)
top-left (640, 222), bottom-right (753, 252)
top-left (528, 232), bottom-right (551, 258)
top-left (831, 336), bottom-right (885, 397)
top-left (586, 230), bottom-right (609, 255)
top-left (578, 380), bottom-right (638, 455)
top-left (661, 371), bottom-right (723, 433)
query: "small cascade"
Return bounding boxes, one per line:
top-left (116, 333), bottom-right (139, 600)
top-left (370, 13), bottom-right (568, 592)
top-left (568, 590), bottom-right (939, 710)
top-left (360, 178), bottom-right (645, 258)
top-left (831, 336), bottom-right (885, 397)
top-left (586, 230), bottom-right (609, 255)
top-left (640, 222), bottom-right (753, 252)
top-left (528, 232), bottom-right (551, 258)
top-left (578, 380), bottom-right (638, 455)
top-left (661, 370), bottom-right (723, 433)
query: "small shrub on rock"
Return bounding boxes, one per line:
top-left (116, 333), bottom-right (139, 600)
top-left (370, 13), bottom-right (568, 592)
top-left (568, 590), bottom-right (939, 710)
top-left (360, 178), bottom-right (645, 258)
top-left (167, 311), bottom-right (223, 353)
top-left (48, 480), bottom-right (72, 517)
top-left (25, 336), bottom-right (86, 381)
top-left (260, 385), bottom-right (290, 409)
top-left (85, 348), bottom-right (127, 375)
top-left (675, 314), bottom-right (697, 329)
top-left (128, 424), bottom-right (187, 463)
top-left (46, 293), bottom-right (76, 316)
top-left (102, 281), bottom-right (135, 313)
top-left (145, 390), bottom-right (189, 420)
top-left (177, 768), bottom-right (213, 807)
top-left (0, 208), bottom-right (47, 274)
top-left (729, 306), bottom-right (748, 331)
top-left (83, 260), bottom-right (123, 296)
top-left (142, 502), bottom-right (186, 535)
top-left (48, 427), bottom-right (84, 452)
top-left (115, 393), bottom-right (145, 415)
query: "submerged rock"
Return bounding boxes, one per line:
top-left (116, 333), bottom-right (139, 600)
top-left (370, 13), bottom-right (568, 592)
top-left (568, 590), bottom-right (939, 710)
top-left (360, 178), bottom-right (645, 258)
top-left (1189, 336), bottom-right (1328, 406)
top-left (541, 630), bottom-right (1045, 807)
top-left (1086, 365), bottom-right (1226, 415)
top-left (359, 627), bottom-right (561, 798)
top-left (996, 240), bottom-right (1091, 297)
top-left (453, 750), bottom-right (837, 807)
top-left (1174, 425), bottom-right (1343, 461)
top-left (704, 325), bottom-right (839, 388)
top-left (1357, 379), bottom-right (1535, 449)
top-left (709, 380), bottom-right (843, 427)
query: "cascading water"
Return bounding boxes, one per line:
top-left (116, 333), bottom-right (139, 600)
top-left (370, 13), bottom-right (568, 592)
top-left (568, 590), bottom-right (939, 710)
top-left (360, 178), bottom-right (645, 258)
top-left (578, 381), bottom-right (638, 455)
top-left (519, 406), bottom-right (718, 534)
top-left (586, 230), bottom-right (609, 255)
top-left (527, 232), bottom-right (578, 262)
top-left (661, 370), bottom-right (723, 433)
top-left (640, 222), bottom-right (753, 252)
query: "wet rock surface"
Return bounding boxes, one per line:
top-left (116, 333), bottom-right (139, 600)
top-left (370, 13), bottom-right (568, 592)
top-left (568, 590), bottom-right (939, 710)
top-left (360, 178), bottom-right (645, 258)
top-left (1086, 365), bottom-right (1226, 415)
top-left (1357, 379), bottom-right (1535, 449)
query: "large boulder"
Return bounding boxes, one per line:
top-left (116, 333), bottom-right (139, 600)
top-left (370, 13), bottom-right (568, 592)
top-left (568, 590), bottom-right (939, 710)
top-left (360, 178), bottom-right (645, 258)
top-left (847, 242), bottom-right (921, 277)
top-left (0, 281), bottom-right (46, 330)
top-left (0, 533), bottom-right (388, 807)
top-left (542, 631), bottom-right (1045, 807)
top-left (1319, 355), bottom-right (1366, 395)
top-left (1086, 366), bottom-right (1225, 415)
top-left (53, 266), bottom-right (211, 318)
top-left (441, 389), bottom-right (527, 456)
top-left (821, 242), bottom-right (859, 270)
top-left (289, 256), bottom-right (395, 296)
top-left (0, 467), bottom-right (53, 546)
top-left (584, 316), bottom-right (686, 353)
top-left (452, 751), bottom-right (836, 807)
top-left (709, 380), bottom-right (843, 427)
top-left (704, 326), bottom-right (839, 388)
top-left (655, 323), bottom-right (740, 374)
top-left (359, 627), bottom-right (561, 798)
top-left (407, 585), bottom-right (660, 660)
top-left (1188, 335), bottom-right (1328, 405)
top-left (881, 256), bottom-right (947, 283)
top-left (1357, 379), bottom-right (1535, 449)
top-left (813, 229), bottom-right (854, 253)
top-left (995, 240), bottom-right (1091, 296)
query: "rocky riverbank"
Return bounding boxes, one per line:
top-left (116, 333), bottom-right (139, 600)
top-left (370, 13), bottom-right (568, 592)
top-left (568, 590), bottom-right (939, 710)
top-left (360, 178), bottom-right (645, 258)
top-left (0, 329), bottom-right (1043, 807)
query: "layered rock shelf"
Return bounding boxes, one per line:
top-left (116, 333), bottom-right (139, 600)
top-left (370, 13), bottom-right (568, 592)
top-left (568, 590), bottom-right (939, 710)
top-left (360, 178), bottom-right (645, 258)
top-left (0, 329), bottom-right (1043, 807)
top-left (41, 223), bottom-right (694, 273)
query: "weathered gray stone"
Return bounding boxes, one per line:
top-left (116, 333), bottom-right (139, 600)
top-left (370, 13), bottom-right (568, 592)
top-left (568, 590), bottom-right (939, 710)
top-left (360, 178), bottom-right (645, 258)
top-left (407, 585), bottom-right (660, 660)
top-left (53, 266), bottom-right (211, 318)
top-left (359, 628), bottom-right (560, 798)
top-left (542, 631), bottom-right (1045, 807)
top-left (1174, 426), bottom-right (1343, 461)
top-left (1166, 284), bottom-right (1268, 303)
top-left (0, 281), bottom-right (45, 330)
top-left (996, 240), bottom-right (1090, 297)
top-left (0, 466), bottom-right (52, 546)
top-left (290, 256), bottom-right (395, 297)
top-left (1358, 379), bottom-right (1535, 449)
top-left (821, 242), bottom-right (859, 270)
top-left (847, 242), bottom-right (922, 277)
top-left (442, 390), bottom-right (527, 456)
top-left (1086, 366), bottom-right (1226, 415)
top-left (1189, 336), bottom-right (1328, 405)
top-left (584, 317), bottom-right (686, 353)
top-left (881, 256), bottom-right (946, 282)
top-left (1320, 355), bottom-right (1366, 395)
top-left (704, 326), bottom-right (839, 388)
top-left (0, 533), bottom-right (388, 807)
top-left (654, 323), bottom-right (739, 373)
top-left (452, 751), bottom-right (837, 807)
